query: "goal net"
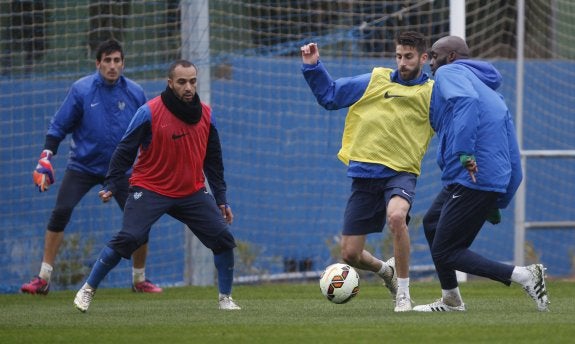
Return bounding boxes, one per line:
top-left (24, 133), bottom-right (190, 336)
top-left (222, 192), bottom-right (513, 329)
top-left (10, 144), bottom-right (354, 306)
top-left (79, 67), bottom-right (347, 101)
top-left (1, 0), bottom-right (574, 292)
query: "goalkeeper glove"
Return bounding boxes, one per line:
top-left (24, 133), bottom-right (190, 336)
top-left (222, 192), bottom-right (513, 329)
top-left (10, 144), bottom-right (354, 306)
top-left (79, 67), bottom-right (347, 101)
top-left (33, 150), bottom-right (55, 192)
top-left (486, 208), bottom-right (501, 225)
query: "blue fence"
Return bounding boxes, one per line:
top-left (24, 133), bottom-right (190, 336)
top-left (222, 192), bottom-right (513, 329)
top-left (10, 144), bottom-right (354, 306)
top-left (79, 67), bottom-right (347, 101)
top-left (1, 58), bottom-right (574, 293)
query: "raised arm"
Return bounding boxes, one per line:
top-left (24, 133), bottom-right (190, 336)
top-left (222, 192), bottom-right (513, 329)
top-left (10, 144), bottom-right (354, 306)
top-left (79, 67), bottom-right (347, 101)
top-left (300, 43), bottom-right (370, 110)
top-left (301, 43), bottom-right (320, 65)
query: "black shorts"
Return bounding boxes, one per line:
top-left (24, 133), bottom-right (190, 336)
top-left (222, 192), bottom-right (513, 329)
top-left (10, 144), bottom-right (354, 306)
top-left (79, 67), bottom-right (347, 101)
top-left (47, 169), bottom-right (129, 231)
top-left (342, 173), bottom-right (416, 235)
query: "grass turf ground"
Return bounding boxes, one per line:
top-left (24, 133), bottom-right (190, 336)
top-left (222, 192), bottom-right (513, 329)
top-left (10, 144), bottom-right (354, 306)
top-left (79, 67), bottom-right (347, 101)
top-left (0, 280), bottom-right (573, 343)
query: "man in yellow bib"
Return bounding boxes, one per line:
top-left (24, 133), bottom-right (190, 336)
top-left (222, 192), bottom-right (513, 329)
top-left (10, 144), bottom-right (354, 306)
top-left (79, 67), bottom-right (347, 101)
top-left (301, 31), bottom-right (433, 312)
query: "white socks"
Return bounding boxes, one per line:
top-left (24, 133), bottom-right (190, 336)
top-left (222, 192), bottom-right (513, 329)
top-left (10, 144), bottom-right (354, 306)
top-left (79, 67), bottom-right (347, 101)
top-left (39, 262), bottom-right (53, 282)
top-left (398, 278), bottom-right (410, 298)
top-left (510, 266), bottom-right (530, 285)
top-left (132, 267), bottom-right (146, 284)
top-left (442, 287), bottom-right (463, 306)
top-left (376, 260), bottom-right (392, 279)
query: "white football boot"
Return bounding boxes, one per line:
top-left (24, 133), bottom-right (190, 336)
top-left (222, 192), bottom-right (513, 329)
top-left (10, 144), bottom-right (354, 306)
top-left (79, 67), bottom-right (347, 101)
top-left (219, 294), bottom-right (241, 310)
top-left (394, 292), bottom-right (413, 312)
top-left (413, 298), bottom-right (466, 312)
top-left (522, 264), bottom-right (550, 312)
top-left (74, 287), bottom-right (96, 313)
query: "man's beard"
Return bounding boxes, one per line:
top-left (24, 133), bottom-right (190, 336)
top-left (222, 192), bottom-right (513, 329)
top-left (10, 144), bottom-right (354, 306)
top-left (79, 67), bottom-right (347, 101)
top-left (401, 66), bottom-right (421, 81)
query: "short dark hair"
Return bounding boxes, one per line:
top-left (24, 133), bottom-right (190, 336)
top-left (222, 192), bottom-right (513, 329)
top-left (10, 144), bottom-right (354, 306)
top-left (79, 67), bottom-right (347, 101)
top-left (95, 39), bottom-right (124, 62)
top-left (396, 31), bottom-right (428, 55)
top-left (168, 59), bottom-right (197, 78)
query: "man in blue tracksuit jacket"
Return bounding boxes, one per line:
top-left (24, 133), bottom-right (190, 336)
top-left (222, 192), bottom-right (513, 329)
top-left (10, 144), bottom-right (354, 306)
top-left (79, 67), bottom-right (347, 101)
top-left (23, 39), bottom-right (162, 295)
top-left (412, 36), bottom-right (549, 313)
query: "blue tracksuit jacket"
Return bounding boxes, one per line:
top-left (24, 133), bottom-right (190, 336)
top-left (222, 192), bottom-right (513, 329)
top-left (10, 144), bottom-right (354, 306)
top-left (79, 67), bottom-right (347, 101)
top-left (429, 60), bottom-right (522, 208)
top-left (44, 71), bottom-right (147, 177)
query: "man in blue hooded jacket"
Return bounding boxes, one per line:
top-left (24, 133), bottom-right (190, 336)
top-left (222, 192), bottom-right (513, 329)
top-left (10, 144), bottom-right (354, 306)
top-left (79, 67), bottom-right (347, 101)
top-left (413, 35), bottom-right (550, 312)
top-left (22, 39), bottom-right (162, 295)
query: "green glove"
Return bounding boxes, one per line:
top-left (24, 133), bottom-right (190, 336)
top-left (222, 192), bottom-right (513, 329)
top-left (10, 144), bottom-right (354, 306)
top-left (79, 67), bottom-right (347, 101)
top-left (486, 208), bottom-right (501, 225)
top-left (459, 154), bottom-right (476, 167)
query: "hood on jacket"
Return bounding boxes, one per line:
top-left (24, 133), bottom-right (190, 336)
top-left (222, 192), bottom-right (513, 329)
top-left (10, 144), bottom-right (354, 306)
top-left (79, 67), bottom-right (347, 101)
top-left (453, 59), bottom-right (502, 90)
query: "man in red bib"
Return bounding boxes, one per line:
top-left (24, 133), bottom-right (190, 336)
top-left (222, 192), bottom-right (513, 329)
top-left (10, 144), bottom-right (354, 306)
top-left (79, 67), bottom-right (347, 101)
top-left (73, 60), bottom-right (240, 312)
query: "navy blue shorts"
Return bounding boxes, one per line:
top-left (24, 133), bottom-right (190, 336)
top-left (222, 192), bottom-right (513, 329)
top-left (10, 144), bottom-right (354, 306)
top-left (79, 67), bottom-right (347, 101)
top-left (342, 173), bottom-right (416, 235)
top-left (108, 186), bottom-right (236, 258)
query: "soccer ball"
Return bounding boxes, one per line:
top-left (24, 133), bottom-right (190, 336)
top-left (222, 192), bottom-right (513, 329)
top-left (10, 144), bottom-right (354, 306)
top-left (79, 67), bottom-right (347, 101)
top-left (319, 263), bottom-right (360, 304)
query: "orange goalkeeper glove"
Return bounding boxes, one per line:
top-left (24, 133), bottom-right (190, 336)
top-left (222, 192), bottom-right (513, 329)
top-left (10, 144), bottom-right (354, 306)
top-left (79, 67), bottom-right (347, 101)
top-left (33, 150), bottom-right (55, 192)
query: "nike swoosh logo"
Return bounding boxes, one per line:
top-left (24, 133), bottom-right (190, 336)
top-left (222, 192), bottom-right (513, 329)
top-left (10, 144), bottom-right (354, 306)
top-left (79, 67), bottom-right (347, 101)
top-left (384, 91), bottom-right (404, 99)
top-left (90, 102), bottom-right (100, 107)
top-left (452, 194), bottom-right (462, 199)
top-left (172, 133), bottom-right (188, 140)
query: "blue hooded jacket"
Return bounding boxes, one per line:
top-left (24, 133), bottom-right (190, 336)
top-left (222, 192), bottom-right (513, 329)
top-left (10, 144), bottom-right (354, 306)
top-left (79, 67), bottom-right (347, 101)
top-left (45, 71), bottom-right (147, 177)
top-left (429, 60), bottom-right (522, 208)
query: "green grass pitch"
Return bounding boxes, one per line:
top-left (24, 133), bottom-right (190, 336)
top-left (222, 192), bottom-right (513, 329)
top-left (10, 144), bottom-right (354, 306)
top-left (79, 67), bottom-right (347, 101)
top-left (1, 280), bottom-right (574, 343)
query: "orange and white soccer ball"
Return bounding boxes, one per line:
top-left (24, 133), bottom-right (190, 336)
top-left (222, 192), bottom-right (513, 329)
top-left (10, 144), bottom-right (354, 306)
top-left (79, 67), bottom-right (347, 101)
top-left (319, 263), bottom-right (360, 304)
